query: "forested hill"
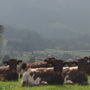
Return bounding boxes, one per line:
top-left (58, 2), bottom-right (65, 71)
top-left (3, 26), bottom-right (90, 51)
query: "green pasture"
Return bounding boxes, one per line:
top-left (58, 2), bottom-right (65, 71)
top-left (0, 77), bottom-right (90, 90)
top-left (0, 50), bottom-right (90, 90)
top-left (46, 49), bottom-right (90, 57)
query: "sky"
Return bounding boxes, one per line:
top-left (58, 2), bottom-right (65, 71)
top-left (0, 0), bottom-right (90, 33)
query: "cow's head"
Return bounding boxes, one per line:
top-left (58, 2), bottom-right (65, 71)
top-left (3, 59), bottom-right (22, 71)
top-left (77, 57), bottom-right (90, 74)
top-left (78, 58), bottom-right (90, 66)
top-left (44, 57), bottom-right (65, 73)
top-left (21, 63), bottom-right (27, 70)
top-left (44, 57), bottom-right (57, 66)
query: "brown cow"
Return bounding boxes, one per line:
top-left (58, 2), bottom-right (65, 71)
top-left (76, 56), bottom-right (90, 75)
top-left (21, 61), bottom-right (52, 70)
top-left (64, 56), bottom-right (90, 75)
top-left (22, 57), bottom-right (89, 86)
top-left (44, 57), bottom-right (65, 72)
top-left (45, 57), bottom-right (88, 85)
top-left (20, 61), bottom-right (52, 77)
top-left (22, 57), bottom-right (65, 86)
top-left (22, 67), bottom-right (64, 86)
top-left (63, 69), bottom-right (88, 85)
top-left (0, 59), bottom-right (22, 81)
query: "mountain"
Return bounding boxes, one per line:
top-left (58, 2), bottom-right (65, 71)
top-left (2, 26), bottom-right (90, 51)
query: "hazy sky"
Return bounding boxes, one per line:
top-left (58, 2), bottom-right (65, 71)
top-left (0, 0), bottom-right (90, 33)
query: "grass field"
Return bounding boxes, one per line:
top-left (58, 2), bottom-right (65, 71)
top-left (0, 77), bottom-right (90, 90)
top-left (46, 49), bottom-right (90, 57)
top-left (0, 50), bottom-right (90, 90)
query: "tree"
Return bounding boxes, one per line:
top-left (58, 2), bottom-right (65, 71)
top-left (0, 25), bottom-right (4, 52)
top-left (0, 25), bottom-right (4, 33)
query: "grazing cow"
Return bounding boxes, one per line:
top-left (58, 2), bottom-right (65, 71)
top-left (0, 59), bottom-right (22, 81)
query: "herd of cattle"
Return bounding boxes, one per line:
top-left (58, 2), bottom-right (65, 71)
top-left (0, 56), bottom-right (90, 86)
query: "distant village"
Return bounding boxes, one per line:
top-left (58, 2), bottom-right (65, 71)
top-left (0, 49), bottom-right (81, 64)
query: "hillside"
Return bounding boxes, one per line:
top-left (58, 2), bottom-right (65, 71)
top-left (3, 26), bottom-right (90, 52)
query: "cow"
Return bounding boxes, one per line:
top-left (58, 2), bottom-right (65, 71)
top-left (21, 61), bottom-right (52, 70)
top-left (21, 57), bottom-right (66, 86)
top-left (44, 57), bottom-right (65, 72)
top-left (22, 71), bottom-right (41, 86)
top-left (21, 57), bottom-right (89, 86)
top-left (76, 56), bottom-right (90, 75)
top-left (45, 57), bottom-right (88, 85)
top-left (63, 69), bottom-right (88, 85)
top-left (64, 56), bottom-right (90, 75)
top-left (62, 66), bottom-right (88, 85)
top-left (20, 61), bottom-right (52, 77)
top-left (62, 56), bottom-right (90, 75)
top-left (22, 67), bottom-right (64, 86)
top-left (0, 59), bottom-right (22, 81)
